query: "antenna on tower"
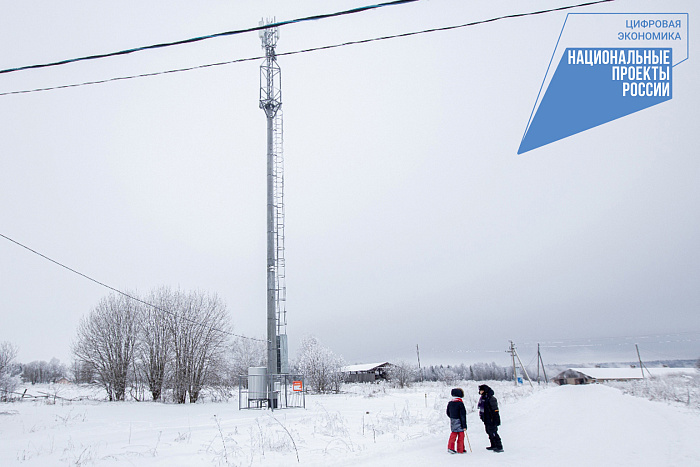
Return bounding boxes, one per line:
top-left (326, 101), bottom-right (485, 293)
top-left (259, 18), bottom-right (288, 379)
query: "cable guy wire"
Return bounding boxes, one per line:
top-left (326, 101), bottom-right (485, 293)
top-left (0, 0), bottom-right (422, 76)
top-left (0, 232), bottom-right (267, 343)
top-left (0, 0), bottom-right (616, 97)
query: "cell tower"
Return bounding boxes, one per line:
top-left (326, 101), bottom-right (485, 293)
top-left (259, 20), bottom-right (288, 377)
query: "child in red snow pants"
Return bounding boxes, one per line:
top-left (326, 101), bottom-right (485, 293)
top-left (446, 388), bottom-right (467, 453)
top-left (448, 430), bottom-right (465, 453)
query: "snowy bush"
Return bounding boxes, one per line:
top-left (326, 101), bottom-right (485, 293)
top-left (0, 341), bottom-right (19, 401)
top-left (294, 336), bottom-right (344, 394)
top-left (605, 373), bottom-right (700, 410)
top-left (313, 407), bottom-right (349, 437)
top-left (0, 341), bottom-right (17, 377)
top-left (0, 374), bottom-right (20, 401)
top-left (386, 361), bottom-right (418, 388)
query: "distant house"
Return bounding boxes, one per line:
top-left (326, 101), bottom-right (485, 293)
top-left (552, 367), bottom-right (696, 385)
top-left (55, 377), bottom-right (72, 385)
top-left (342, 362), bottom-right (392, 383)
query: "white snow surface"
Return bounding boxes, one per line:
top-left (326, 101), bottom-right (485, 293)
top-left (1, 381), bottom-right (699, 466)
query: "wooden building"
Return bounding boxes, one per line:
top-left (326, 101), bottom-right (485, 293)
top-left (552, 367), bottom-right (696, 385)
top-left (342, 362), bottom-right (392, 383)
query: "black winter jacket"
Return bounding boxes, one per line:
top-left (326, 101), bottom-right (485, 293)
top-left (446, 398), bottom-right (467, 431)
top-left (478, 386), bottom-right (501, 427)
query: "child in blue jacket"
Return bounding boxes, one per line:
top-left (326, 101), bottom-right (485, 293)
top-left (446, 388), bottom-right (467, 453)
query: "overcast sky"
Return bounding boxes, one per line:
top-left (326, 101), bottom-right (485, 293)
top-left (1, 0), bottom-right (698, 368)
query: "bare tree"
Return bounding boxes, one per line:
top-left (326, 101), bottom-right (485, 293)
top-left (228, 335), bottom-right (266, 384)
top-left (294, 336), bottom-right (344, 394)
top-left (137, 287), bottom-right (176, 401)
top-left (168, 290), bottom-right (231, 403)
top-left (21, 359), bottom-right (66, 384)
top-left (0, 341), bottom-right (17, 377)
top-left (72, 293), bottom-right (140, 401)
top-left (387, 361), bottom-right (417, 388)
top-left (0, 342), bottom-right (19, 399)
top-left (71, 359), bottom-right (95, 384)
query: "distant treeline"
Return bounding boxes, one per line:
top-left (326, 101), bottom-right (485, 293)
top-left (421, 362), bottom-right (511, 382)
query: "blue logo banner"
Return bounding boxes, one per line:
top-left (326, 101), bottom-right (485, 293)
top-left (518, 13), bottom-right (688, 155)
top-left (518, 48), bottom-right (672, 155)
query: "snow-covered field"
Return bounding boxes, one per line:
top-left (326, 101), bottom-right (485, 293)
top-left (1, 379), bottom-right (699, 466)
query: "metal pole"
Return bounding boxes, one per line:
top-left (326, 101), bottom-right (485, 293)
top-left (514, 346), bottom-right (533, 387)
top-left (267, 114), bottom-right (278, 379)
top-left (510, 341), bottom-right (517, 386)
top-left (259, 23), bottom-right (282, 397)
top-left (416, 344), bottom-right (423, 382)
top-left (635, 344), bottom-right (650, 379)
top-left (539, 345), bottom-right (548, 384)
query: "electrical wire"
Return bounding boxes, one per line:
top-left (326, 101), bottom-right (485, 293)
top-left (0, 0), bottom-right (422, 76)
top-left (0, 0), bottom-right (616, 97)
top-left (0, 232), bottom-right (268, 343)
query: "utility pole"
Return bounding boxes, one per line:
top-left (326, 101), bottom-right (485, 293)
top-left (536, 343), bottom-right (548, 384)
top-left (508, 341), bottom-right (517, 386)
top-left (416, 344), bottom-right (423, 382)
top-left (507, 341), bottom-right (533, 387)
top-left (635, 344), bottom-right (650, 379)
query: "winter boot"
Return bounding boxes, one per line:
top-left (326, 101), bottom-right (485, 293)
top-left (448, 449), bottom-right (457, 454)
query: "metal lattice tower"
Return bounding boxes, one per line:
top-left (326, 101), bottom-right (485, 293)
top-left (259, 20), bottom-right (288, 376)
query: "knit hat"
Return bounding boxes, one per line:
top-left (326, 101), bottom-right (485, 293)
top-left (451, 388), bottom-right (464, 398)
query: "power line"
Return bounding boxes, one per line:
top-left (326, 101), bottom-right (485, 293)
top-left (0, 0), bottom-right (422, 76)
top-left (0, 232), bottom-right (267, 343)
top-left (0, 58), bottom-right (259, 97)
top-left (0, 0), bottom-right (615, 97)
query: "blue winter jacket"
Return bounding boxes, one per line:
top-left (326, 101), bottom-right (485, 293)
top-left (446, 398), bottom-right (467, 432)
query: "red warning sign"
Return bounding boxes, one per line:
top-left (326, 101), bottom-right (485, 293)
top-left (292, 381), bottom-right (303, 392)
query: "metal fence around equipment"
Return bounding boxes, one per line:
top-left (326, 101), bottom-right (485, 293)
top-left (238, 373), bottom-right (305, 410)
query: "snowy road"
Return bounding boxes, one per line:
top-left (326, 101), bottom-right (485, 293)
top-left (1, 381), bottom-right (699, 466)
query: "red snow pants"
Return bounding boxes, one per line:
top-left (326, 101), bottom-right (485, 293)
top-left (448, 431), bottom-right (465, 453)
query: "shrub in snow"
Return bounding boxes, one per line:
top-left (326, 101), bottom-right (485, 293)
top-left (386, 361), bottom-right (418, 388)
top-left (605, 374), bottom-right (700, 409)
top-left (0, 341), bottom-right (19, 401)
top-left (0, 341), bottom-right (17, 377)
top-left (294, 336), bottom-right (344, 394)
top-left (0, 374), bottom-right (20, 401)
